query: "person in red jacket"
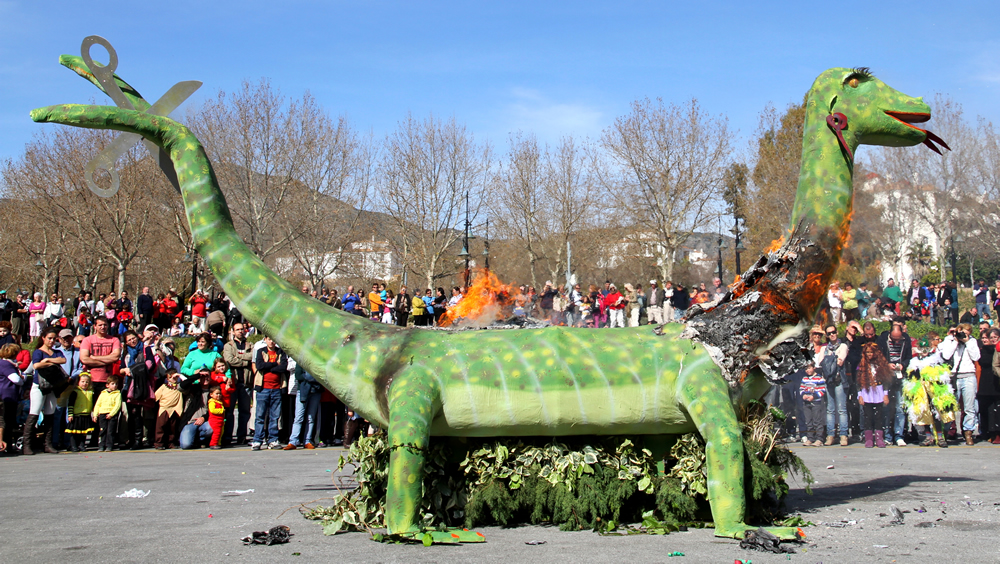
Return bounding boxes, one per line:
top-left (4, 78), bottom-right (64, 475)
top-left (189, 290), bottom-right (208, 334)
top-left (207, 385), bottom-right (226, 449)
top-left (602, 284), bottom-right (626, 328)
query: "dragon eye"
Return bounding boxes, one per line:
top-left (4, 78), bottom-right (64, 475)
top-left (848, 78), bottom-right (860, 88)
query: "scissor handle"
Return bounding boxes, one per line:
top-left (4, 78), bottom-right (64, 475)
top-left (81, 35), bottom-right (134, 110)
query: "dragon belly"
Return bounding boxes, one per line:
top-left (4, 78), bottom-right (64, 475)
top-left (417, 324), bottom-right (719, 437)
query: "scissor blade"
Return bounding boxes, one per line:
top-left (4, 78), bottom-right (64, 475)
top-left (147, 80), bottom-right (202, 117)
top-left (143, 140), bottom-right (182, 193)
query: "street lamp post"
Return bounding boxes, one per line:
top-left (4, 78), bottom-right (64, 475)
top-left (716, 221), bottom-right (725, 283)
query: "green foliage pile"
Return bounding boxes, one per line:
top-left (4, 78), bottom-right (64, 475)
top-left (303, 405), bottom-right (812, 537)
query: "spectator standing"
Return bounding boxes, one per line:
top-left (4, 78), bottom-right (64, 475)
top-left (432, 288), bottom-right (447, 325)
top-left (120, 330), bottom-right (155, 449)
top-left (285, 363), bottom-right (322, 449)
top-left (603, 284), bottom-right (626, 328)
top-left (940, 324), bottom-right (981, 445)
top-left (671, 284), bottom-right (689, 320)
top-left (80, 316), bottom-right (121, 449)
top-left (818, 325), bottom-right (850, 446)
top-left (223, 323), bottom-right (254, 445)
top-left (827, 282), bottom-right (843, 324)
top-left (977, 329), bottom-right (1000, 443)
top-left (842, 283), bottom-right (859, 321)
top-left (878, 321), bottom-right (913, 446)
top-left (136, 287), bottom-right (154, 330)
top-left (799, 363), bottom-right (827, 446)
top-left (43, 293), bottom-right (64, 329)
top-left (189, 290), bottom-right (208, 334)
top-left (856, 343), bottom-right (892, 448)
top-left (28, 293), bottom-right (45, 338)
top-left (153, 369), bottom-right (182, 449)
top-left (539, 282), bottom-right (557, 321)
top-left (92, 375), bottom-right (122, 452)
top-left (394, 287), bottom-right (411, 327)
top-left (0, 343), bottom-right (22, 452)
top-left (252, 337), bottom-right (288, 450)
top-left (647, 280), bottom-right (664, 325)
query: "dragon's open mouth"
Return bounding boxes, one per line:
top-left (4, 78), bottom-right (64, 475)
top-left (884, 110), bottom-right (950, 154)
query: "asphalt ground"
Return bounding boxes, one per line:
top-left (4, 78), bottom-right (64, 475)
top-left (3, 442), bottom-right (1000, 563)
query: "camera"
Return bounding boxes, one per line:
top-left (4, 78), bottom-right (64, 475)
top-left (956, 331), bottom-right (967, 340)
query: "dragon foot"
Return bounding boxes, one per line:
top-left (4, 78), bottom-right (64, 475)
top-left (714, 523), bottom-right (805, 541)
top-left (391, 528), bottom-right (486, 545)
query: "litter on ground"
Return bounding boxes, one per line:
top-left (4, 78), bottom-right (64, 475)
top-left (116, 489), bottom-right (150, 498)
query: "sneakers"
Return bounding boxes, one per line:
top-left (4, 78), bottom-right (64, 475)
top-left (283, 444), bottom-right (297, 450)
top-left (810, 440), bottom-right (824, 447)
top-left (251, 442), bottom-right (261, 451)
top-left (896, 438), bottom-right (907, 447)
top-left (802, 436), bottom-right (810, 446)
top-left (267, 441), bottom-right (281, 450)
top-left (210, 445), bottom-right (221, 450)
top-left (304, 443), bottom-right (315, 450)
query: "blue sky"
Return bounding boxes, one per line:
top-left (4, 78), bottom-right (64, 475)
top-left (1, 1), bottom-right (997, 165)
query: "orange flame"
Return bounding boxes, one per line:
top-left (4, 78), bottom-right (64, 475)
top-left (764, 235), bottom-right (785, 254)
top-left (439, 269), bottom-right (521, 327)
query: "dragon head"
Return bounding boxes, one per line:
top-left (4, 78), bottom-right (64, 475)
top-left (814, 67), bottom-right (949, 154)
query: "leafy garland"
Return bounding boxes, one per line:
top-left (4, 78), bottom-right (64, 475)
top-left (303, 402), bottom-right (812, 538)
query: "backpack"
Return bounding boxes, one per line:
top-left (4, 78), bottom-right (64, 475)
top-left (819, 350), bottom-right (843, 388)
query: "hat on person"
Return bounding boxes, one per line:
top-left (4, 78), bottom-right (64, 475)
top-left (0, 290), bottom-right (5, 294)
top-left (58, 328), bottom-right (73, 338)
top-left (144, 324), bottom-right (159, 333)
top-left (650, 280), bottom-right (657, 285)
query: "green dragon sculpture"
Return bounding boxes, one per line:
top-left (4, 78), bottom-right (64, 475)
top-left (32, 59), bottom-right (945, 542)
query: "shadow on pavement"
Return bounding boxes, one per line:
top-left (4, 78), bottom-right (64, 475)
top-left (787, 474), bottom-right (978, 511)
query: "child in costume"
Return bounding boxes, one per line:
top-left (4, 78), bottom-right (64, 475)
top-left (856, 343), bottom-right (892, 448)
top-left (798, 363), bottom-right (827, 446)
top-left (208, 358), bottom-right (233, 446)
top-left (154, 369), bottom-right (183, 449)
top-left (905, 332), bottom-right (958, 448)
top-left (207, 385), bottom-right (226, 449)
top-left (65, 372), bottom-right (95, 451)
top-left (92, 375), bottom-right (122, 452)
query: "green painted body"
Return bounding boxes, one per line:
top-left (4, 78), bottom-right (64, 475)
top-left (33, 62), bottom-right (935, 542)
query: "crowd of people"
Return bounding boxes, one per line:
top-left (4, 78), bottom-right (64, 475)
top-left (824, 277), bottom-right (1000, 327)
top-left (0, 273), bottom-right (998, 456)
top-left (773, 318), bottom-right (1000, 448)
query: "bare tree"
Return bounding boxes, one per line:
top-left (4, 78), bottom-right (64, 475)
top-left (865, 95), bottom-right (976, 281)
top-left (599, 97), bottom-right (734, 281)
top-left (194, 79), bottom-right (319, 261)
top-left (1, 126), bottom-right (163, 293)
top-left (378, 114), bottom-right (492, 288)
top-left (744, 100), bottom-right (806, 254)
top-left (278, 110), bottom-right (375, 290)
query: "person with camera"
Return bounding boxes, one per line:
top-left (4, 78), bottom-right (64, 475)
top-left (940, 323), bottom-right (981, 445)
top-left (878, 320), bottom-right (912, 446)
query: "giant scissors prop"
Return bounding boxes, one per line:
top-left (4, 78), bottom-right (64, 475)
top-left (77, 36), bottom-right (201, 197)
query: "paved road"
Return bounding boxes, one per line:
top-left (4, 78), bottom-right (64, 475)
top-left (3, 443), bottom-right (1000, 563)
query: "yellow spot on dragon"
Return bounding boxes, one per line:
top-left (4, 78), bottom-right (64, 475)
top-left (503, 353), bottom-right (513, 362)
top-left (541, 348), bottom-right (552, 356)
top-left (407, 473), bottom-right (417, 484)
top-left (322, 320), bottom-right (331, 328)
top-left (545, 358), bottom-right (555, 367)
top-left (523, 351), bottom-right (535, 359)
top-left (511, 370), bottom-right (521, 378)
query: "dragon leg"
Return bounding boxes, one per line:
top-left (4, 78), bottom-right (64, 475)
top-left (680, 373), bottom-right (803, 541)
top-left (384, 369), bottom-right (484, 543)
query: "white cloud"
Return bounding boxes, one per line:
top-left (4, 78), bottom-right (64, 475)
top-left (503, 87), bottom-right (604, 142)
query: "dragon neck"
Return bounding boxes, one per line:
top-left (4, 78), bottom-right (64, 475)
top-left (784, 91), bottom-right (858, 319)
top-left (30, 104), bottom-right (398, 423)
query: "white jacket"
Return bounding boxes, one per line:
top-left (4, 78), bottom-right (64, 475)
top-left (939, 335), bottom-right (980, 375)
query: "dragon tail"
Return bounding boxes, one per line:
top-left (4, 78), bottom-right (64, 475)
top-left (30, 104), bottom-right (401, 425)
